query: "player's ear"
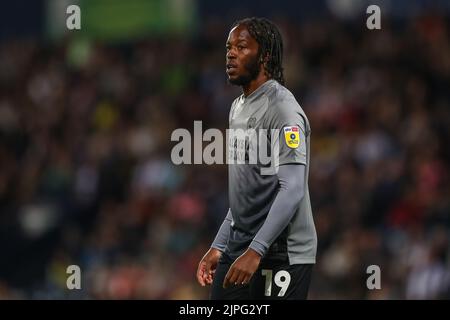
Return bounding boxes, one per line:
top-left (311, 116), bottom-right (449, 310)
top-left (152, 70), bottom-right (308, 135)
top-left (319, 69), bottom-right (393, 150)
top-left (260, 53), bottom-right (270, 64)
top-left (260, 53), bottom-right (270, 75)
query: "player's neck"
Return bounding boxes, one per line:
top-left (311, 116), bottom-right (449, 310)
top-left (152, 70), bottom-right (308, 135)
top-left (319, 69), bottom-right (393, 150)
top-left (242, 70), bottom-right (269, 97)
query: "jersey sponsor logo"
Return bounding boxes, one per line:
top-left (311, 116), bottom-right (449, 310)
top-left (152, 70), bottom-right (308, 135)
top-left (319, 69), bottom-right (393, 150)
top-left (283, 126), bottom-right (300, 149)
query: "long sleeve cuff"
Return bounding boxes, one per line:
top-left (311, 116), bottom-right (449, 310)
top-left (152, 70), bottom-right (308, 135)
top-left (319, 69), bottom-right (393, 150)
top-left (249, 239), bottom-right (268, 257)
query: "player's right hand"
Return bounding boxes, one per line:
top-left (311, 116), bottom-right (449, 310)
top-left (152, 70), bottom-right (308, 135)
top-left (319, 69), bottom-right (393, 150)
top-left (196, 248), bottom-right (222, 286)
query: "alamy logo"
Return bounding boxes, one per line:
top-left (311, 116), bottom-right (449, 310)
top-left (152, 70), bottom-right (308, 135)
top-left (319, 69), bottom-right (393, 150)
top-left (170, 121), bottom-right (280, 175)
top-left (366, 5), bottom-right (381, 30)
top-left (66, 5), bottom-right (81, 30)
top-left (366, 265), bottom-right (381, 290)
top-left (66, 265), bottom-right (81, 290)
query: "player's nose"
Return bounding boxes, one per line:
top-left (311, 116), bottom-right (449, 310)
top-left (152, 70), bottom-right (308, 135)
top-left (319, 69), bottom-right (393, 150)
top-left (226, 48), bottom-right (237, 60)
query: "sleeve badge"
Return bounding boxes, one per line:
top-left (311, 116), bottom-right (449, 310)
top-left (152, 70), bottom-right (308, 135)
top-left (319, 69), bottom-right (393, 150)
top-left (283, 126), bottom-right (300, 149)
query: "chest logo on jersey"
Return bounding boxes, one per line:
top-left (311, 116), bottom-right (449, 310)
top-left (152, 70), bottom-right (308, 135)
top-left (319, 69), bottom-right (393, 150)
top-left (283, 126), bottom-right (300, 149)
top-left (247, 117), bottom-right (257, 129)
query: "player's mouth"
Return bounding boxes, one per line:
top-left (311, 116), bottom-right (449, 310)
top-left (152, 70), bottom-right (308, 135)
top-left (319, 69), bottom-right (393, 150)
top-left (226, 63), bottom-right (238, 74)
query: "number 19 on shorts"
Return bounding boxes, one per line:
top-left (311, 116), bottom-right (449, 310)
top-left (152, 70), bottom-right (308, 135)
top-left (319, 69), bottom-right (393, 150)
top-left (261, 269), bottom-right (291, 297)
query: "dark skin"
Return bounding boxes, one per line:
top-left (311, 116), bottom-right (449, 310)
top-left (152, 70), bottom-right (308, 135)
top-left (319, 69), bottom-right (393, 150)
top-left (226, 24), bottom-right (269, 97)
top-left (196, 24), bottom-right (267, 290)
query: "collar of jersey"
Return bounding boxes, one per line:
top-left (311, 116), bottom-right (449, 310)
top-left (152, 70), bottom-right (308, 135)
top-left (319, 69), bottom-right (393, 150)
top-left (241, 79), bottom-right (276, 103)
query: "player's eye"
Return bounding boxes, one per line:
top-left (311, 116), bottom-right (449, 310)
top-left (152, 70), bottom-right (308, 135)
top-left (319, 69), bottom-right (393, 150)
top-left (237, 45), bottom-right (244, 50)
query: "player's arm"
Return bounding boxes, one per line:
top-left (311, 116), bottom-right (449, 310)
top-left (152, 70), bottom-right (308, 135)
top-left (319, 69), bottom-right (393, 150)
top-left (249, 164), bottom-right (305, 256)
top-left (197, 209), bottom-right (232, 286)
top-left (249, 109), bottom-right (308, 256)
top-left (211, 209), bottom-right (232, 252)
top-left (199, 100), bottom-right (239, 287)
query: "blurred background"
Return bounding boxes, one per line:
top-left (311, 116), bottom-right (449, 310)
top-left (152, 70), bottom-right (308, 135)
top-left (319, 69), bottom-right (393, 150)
top-left (0, 0), bottom-right (449, 299)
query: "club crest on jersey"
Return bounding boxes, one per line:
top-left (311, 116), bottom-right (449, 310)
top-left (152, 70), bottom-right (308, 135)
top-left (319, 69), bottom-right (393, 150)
top-left (247, 117), bottom-right (257, 129)
top-left (283, 126), bottom-right (300, 149)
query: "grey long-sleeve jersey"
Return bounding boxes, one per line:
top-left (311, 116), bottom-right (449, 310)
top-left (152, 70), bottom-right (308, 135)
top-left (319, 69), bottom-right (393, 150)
top-left (211, 80), bottom-right (317, 265)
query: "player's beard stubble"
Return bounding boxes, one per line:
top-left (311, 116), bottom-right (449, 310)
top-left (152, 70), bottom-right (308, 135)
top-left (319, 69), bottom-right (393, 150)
top-left (228, 54), bottom-right (261, 87)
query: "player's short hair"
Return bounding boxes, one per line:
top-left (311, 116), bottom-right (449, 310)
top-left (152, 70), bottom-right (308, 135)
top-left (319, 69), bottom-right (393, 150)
top-left (232, 17), bottom-right (285, 85)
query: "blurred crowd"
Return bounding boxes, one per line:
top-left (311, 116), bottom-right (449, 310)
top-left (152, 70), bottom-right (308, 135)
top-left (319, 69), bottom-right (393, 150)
top-left (0, 13), bottom-right (449, 299)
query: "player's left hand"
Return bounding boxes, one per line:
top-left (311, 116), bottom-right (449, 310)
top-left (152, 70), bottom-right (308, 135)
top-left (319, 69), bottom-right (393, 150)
top-left (223, 248), bottom-right (262, 288)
